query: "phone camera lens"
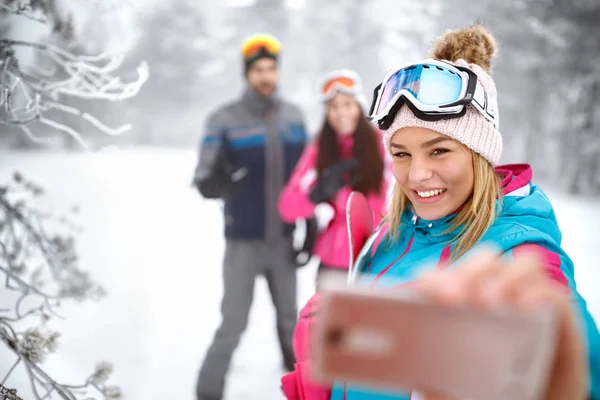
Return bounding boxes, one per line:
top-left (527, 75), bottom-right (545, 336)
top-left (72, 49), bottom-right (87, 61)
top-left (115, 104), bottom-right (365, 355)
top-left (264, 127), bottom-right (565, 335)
top-left (327, 327), bottom-right (344, 346)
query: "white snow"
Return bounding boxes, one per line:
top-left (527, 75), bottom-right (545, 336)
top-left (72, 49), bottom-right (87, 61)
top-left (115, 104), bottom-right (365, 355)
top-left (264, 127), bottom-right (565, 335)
top-left (0, 148), bottom-right (598, 400)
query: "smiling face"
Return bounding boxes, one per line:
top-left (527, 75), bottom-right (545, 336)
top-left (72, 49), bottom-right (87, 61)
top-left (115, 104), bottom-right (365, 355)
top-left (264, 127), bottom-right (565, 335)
top-left (390, 126), bottom-right (475, 220)
top-left (326, 92), bottom-right (362, 135)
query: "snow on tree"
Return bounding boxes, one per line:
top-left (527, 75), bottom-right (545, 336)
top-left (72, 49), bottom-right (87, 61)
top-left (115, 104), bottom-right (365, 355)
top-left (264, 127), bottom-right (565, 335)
top-left (0, 0), bottom-right (148, 398)
top-left (0, 0), bottom-right (148, 149)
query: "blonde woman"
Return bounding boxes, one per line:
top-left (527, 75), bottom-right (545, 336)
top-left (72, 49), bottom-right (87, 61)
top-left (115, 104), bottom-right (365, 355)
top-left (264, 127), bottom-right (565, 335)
top-left (281, 25), bottom-right (600, 400)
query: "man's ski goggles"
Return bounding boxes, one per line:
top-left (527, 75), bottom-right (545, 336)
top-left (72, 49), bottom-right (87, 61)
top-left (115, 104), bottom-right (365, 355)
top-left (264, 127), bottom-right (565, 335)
top-left (318, 69), bottom-right (363, 103)
top-left (368, 59), bottom-right (498, 130)
top-left (241, 33), bottom-right (281, 60)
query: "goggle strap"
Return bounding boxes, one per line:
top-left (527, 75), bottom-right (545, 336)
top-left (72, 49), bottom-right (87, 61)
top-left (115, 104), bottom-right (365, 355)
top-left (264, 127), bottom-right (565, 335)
top-left (377, 95), bottom-right (408, 130)
top-left (471, 80), bottom-right (499, 128)
top-left (367, 83), bottom-right (383, 118)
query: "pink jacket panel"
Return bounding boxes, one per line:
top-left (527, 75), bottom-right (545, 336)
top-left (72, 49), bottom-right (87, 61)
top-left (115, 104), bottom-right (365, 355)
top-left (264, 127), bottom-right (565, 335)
top-left (281, 294), bottom-right (331, 399)
top-left (278, 131), bottom-right (392, 269)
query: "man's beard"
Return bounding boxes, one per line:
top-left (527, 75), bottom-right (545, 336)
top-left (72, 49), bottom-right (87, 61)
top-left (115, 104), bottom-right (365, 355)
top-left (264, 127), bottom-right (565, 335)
top-left (255, 82), bottom-right (276, 97)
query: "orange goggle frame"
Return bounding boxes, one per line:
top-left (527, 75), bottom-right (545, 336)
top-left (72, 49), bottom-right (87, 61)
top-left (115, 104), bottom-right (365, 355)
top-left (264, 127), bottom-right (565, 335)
top-left (322, 76), bottom-right (358, 96)
top-left (241, 34), bottom-right (281, 60)
top-left (319, 70), bottom-right (362, 102)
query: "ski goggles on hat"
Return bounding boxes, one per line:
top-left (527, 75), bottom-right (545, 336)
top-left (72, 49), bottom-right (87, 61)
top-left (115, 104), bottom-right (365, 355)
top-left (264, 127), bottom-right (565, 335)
top-left (318, 69), bottom-right (363, 103)
top-left (241, 34), bottom-right (281, 60)
top-left (367, 59), bottom-right (498, 130)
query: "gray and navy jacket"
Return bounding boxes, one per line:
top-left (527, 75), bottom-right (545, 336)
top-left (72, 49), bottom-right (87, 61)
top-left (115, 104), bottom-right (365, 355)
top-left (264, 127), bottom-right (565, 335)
top-left (193, 88), bottom-right (308, 241)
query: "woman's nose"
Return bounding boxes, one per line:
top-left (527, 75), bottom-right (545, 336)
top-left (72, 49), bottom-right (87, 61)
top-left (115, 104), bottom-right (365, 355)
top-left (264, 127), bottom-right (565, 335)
top-left (408, 157), bottom-right (434, 183)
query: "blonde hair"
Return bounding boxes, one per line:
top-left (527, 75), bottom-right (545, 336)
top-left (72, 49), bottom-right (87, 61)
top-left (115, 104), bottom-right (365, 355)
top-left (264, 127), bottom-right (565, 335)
top-left (386, 151), bottom-right (502, 262)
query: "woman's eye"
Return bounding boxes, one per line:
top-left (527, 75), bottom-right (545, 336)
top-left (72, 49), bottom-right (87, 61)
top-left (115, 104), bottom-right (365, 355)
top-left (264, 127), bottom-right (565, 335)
top-left (392, 152), bottom-right (409, 158)
top-left (431, 148), bottom-right (450, 156)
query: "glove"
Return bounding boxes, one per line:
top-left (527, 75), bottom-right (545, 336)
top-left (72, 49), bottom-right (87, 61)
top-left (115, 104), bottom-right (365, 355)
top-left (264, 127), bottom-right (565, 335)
top-left (291, 217), bottom-right (319, 268)
top-left (308, 158), bottom-right (359, 204)
top-left (194, 142), bottom-right (248, 199)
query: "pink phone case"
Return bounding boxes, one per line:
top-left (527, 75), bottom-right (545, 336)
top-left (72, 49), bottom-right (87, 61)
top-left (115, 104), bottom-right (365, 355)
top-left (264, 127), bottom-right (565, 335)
top-left (312, 275), bottom-right (559, 400)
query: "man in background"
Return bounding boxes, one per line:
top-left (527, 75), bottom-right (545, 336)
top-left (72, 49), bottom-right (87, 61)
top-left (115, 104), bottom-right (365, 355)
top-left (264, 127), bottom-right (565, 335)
top-left (192, 33), bottom-right (308, 400)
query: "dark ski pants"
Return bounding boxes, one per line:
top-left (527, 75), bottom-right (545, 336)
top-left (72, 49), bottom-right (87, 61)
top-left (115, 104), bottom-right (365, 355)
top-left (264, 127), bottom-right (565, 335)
top-left (196, 239), bottom-right (298, 399)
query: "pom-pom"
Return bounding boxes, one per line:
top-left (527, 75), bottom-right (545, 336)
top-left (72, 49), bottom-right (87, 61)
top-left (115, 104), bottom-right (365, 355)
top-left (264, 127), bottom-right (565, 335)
top-left (430, 24), bottom-right (497, 74)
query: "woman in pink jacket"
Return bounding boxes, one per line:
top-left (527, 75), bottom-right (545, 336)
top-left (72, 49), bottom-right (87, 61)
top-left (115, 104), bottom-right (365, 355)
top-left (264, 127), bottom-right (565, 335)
top-left (278, 69), bottom-right (391, 285)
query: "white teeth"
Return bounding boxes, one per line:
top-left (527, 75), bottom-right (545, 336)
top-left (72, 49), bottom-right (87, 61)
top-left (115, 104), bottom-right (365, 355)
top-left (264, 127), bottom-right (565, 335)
top-left (416, 189), bottom-right (446, 198)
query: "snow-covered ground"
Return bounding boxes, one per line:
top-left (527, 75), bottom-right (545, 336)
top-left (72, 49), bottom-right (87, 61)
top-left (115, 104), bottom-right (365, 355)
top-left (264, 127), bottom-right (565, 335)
top-left (0, 148), bottom-right (598, 400)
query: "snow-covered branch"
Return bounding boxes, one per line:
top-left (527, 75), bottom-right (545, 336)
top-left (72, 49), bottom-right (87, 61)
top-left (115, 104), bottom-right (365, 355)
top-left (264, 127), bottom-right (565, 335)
top-left (0, 172), bottom-right (119, 399)
top-left (0, 38), bottom-right (149, 150)
top-left (0, 0), bottom-right (48, 24)
top-left (0, 382), bottom-right (24, 400)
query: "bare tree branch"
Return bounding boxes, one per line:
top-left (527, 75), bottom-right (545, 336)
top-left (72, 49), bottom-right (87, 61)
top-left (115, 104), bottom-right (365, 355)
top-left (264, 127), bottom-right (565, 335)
top-left (0, 38), bottom-right (149, 150)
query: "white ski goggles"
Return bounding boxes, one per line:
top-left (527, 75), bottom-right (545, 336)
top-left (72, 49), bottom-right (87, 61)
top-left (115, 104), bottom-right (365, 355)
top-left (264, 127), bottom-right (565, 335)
top-left (318, 69), bottom-right (365, 103)
top-left (367, 59), bottom-right (498, 130)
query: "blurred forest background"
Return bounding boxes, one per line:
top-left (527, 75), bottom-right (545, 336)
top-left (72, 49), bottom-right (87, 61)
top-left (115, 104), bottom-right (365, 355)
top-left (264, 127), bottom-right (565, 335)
top-left (2, 0), bottom-right (600, 193)
top-left (1, 1), bottom-right (599, 399)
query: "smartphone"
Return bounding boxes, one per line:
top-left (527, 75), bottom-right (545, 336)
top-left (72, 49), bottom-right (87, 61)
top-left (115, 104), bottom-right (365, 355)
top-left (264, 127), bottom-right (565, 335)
top-left (311, 274), bottom-right (559, 400)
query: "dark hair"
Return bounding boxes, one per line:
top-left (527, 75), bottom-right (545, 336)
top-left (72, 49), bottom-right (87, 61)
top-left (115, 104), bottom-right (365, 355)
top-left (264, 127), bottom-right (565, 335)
top-left (315, 109), bottom-right (385, 195)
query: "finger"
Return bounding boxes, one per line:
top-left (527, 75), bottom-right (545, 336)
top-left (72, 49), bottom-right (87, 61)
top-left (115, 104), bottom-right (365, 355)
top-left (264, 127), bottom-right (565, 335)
top-left (543, 291), bottom-right (589, 400)
top-left (480, 250), bottom-right (546, 307)
top-left (450, 248), bottom-right (504, 308)
top-left (415, 268), bottom-right (456, 305)
top-left (416, 247), bottom-right (502, 307)
top-left (517, 282), bottom-right (589, 400)
top-left (517, 278), bottom-right (568, 312)
top-left (454, 246), bottom-right (503, 279)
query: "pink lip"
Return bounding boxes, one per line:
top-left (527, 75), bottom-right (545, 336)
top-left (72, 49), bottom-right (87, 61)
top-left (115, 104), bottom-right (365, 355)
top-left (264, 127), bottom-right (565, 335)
top-left (412, 189), bottom-right (447, 205)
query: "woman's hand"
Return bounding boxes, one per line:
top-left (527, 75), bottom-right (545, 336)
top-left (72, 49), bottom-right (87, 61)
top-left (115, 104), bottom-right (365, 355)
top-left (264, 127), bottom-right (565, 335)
top-left (414, 247), bottom-right (588, 400)
top-left (308, 158), bottom-right (359, 204)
